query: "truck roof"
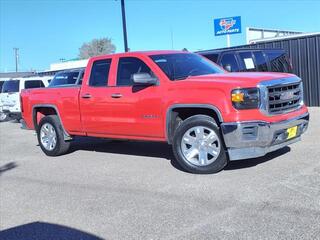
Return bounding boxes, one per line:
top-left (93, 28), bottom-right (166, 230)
top-left (89, 50), bottom-right (188, 61)
top-left (196, 48), bottom-right (285, 55)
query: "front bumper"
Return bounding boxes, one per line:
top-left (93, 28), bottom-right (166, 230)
top-left (221, 112), bottom-right (309, 160)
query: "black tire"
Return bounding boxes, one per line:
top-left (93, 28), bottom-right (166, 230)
top-left (37, 115), bottom-right (70, 156)
top-left (172, 115), bottom-right (228, 174)
top-left (0, 112), bottom-right (10, 122)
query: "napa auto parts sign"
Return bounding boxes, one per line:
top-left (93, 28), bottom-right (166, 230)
top-left (214, 16), bottom-right (241, 36)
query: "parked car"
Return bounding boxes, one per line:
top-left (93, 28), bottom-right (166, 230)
top-left (21, 50), bottom-right (309, 174)
top-left (0, 78), bottom-right (10, 121)
top-left (1, 76), bottom-right (51, 120)
top-left (197, 48), bottom-right (292, 73)
top-left (48, 68), bottom-right (85, 87)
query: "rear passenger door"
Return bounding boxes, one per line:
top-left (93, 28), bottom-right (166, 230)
top-left (252, 51), bottom-right (268, 72)
top-left (80, 58), bottom-right (115, 134)
top-left (238, 51), bottom-right (256, 72)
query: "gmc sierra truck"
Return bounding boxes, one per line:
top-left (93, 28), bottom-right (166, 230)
top-left (21, 50), bottom-right (309, 174)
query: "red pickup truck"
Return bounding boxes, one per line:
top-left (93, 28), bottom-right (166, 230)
top-left (21, 50), bottom-right (309, 174)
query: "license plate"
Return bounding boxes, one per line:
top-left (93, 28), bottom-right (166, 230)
top-left (287, 126), bottom-right (298, 139)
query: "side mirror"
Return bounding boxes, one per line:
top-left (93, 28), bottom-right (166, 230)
top-left (224, 64), bottom-right (232, 72)
top-left (132, 73), bottom-right (158, 85)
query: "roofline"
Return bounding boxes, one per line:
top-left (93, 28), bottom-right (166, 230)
top-left (196, 47), bottom-right (285, 54)
top-left (250, 32), bottom-right (320, 43)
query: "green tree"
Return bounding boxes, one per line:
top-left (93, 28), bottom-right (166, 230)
top-left (79, 38), bottom-right (116, 59)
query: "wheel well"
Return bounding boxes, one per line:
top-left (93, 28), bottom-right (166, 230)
top-left (167, 107), bottom-right (222, 143)
top-left (33, 107), bottom-right (57, 130)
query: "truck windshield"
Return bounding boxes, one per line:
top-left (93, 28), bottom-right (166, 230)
top-left (150, 53), bottom-right (224, 80)
top-left (2, 80), bottom-right (19, 93)
top-left (49, 71), bottom-right (80, 87)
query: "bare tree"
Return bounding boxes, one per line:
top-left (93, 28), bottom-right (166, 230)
top-left (78, 38), bottom-right (116, 59)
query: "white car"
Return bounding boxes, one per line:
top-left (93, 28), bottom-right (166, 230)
top-left (0, 78), bottom-right (10, 121)
top-left (0, 76), bottom-right (51, 120)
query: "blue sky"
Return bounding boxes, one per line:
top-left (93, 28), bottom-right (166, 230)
top-left (1, 0), bottom-right (319, 72)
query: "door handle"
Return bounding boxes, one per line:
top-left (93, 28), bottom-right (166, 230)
top-left (81, 93), bottom-right (92, 99)
top-left (111, 93), bottom-right (123, 98)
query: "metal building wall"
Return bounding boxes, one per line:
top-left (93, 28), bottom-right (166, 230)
top-left (222, 34), bottom-right (320, 106)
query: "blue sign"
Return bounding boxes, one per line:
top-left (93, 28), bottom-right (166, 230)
top-left (214, 16), bottom-right (241, 36)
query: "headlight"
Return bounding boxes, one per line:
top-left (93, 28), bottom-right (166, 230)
top-left (231, 88), bottom-right (260, 109)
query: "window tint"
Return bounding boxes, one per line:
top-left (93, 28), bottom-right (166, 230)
top-left (49, 72), bottom-right (80, 87)
top-left (2, 80), bottom-right (19, 93)
top-left (89, 59), bottom-right (112, 86)
top-left (0, 81), bottom-right (4, 92)
top-left (117, 57), bottom-right (152, 86)
top-left (239, 52), bottom-right (256, 71)
top-left (204, 54), bottom-right (219, 63)
top-left (220, 53), bottom-right (239, 72)
top-left (78, 71), bottom-right (84, 85)
top-left (25, 80), bottom-right (45, 89)
top-left (266, 51), bottom-right (290, 73)
top-left (151, 53), bottom-right (223, 80)
top-left (253, 51), bottom-right (268, 71)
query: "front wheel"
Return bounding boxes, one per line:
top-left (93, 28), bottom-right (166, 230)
top-left (37, 115), bottom-right (70, 156)
top-left (172, 115), bottom-right (228, 174)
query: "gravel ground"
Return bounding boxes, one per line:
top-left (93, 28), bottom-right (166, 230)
top-left (0, 108), bottom-right (319, 240)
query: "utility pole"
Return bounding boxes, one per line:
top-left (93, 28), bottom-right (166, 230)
top-left (13, 48), bottom-right (19, 72)
top-left (120, 0), bottom-right (129, 52)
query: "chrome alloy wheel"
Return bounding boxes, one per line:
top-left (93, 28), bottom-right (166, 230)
top-left (40, 123), bottom-right (57, 151)
top-left (181, 126), bottom-right (221, 166)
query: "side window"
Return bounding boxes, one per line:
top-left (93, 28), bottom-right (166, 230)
top-left (253, 51), bottom-right (268, 72)
top-left (117, 57), bottom-right (152, 86)
top-left (266, 51), bottom-right (290, 73)
top-left (204, 54), bottom-right (219, 63)
top-left (78, 71), bottom-right (84, 85)
top-left (220, 53), bottom-right (239, 72)
top-left (89, 59), bottom-right (112, 87)
top-left (239, 52), bottom-right (256, 72)
top-left (24, 80), bottom-right (45, 89)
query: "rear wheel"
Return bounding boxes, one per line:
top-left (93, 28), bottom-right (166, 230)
top-left (172, 115), bottom-right (228, 174)
top-left (37, 115), bottom-right (70, 156)
top-left (0, 112), bottom-right (9, 122)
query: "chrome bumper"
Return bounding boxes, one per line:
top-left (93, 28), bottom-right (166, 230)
top-left (221, 112), bottom-right (309, 160)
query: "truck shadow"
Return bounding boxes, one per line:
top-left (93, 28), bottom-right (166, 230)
top-left (68, 137), bottom-right (291, 172)
top-left (0, 221), bottom-right (103, 240)
top-left (224, 146), bottom-right (291, 170)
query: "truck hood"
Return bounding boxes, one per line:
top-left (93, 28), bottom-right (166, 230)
top-left (182, 72), bottom-right (297, 87)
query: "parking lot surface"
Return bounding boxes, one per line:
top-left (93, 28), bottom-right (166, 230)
top-left (0, 108), bottom-right (320, 239)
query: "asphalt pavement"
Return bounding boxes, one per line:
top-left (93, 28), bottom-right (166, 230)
top-left (0, 108), bottom-right (319, 239)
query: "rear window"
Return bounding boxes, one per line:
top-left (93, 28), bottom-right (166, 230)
top-left (265, 51), bottom-right (291, 73)
top-left (49, 71), bottom-right (80, 87)
top-left (2, 80), bottom-right (20, 93)
top-left (24, 80), bottom-right (45, 89)
top-left (253, 51), bottom-right (268, 72)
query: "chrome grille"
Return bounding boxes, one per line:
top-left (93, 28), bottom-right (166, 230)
top-left (267, 82), bottom-right (302, 114)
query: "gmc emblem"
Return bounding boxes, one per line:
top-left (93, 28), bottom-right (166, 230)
top-left (280, 91), bottom-right (295, 100)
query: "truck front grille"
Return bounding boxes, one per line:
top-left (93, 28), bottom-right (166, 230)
top-left (267, 82), bottom-right (302, 114)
